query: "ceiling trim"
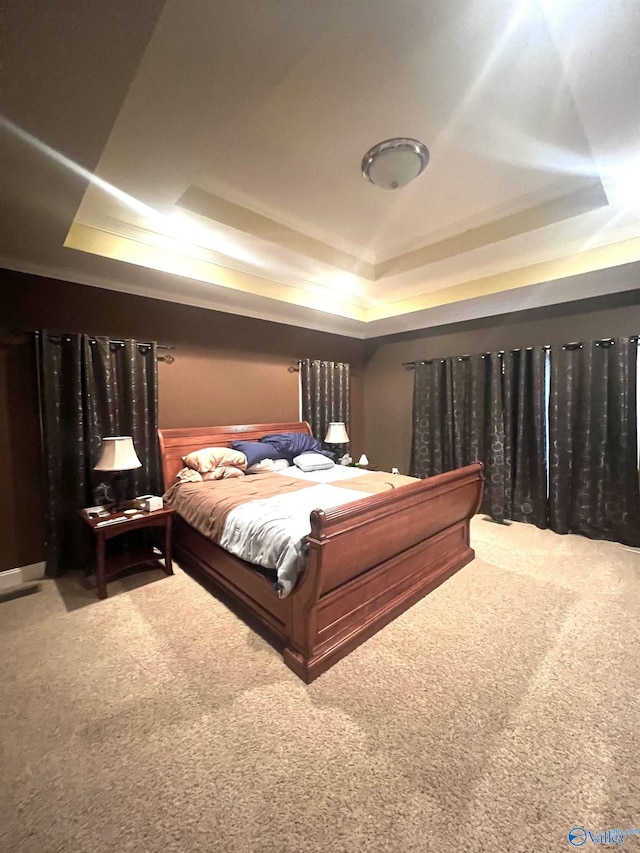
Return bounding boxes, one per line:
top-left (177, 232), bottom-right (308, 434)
top-left (73, 213), bottom-right (374, 307)
top-left (176, 178), bottom-right (608, 285)
top-left (365, 232), bottom-right (640, 321)
top-left (64, 221), bottom-right (368, 321)
top-left (3, 244), bottom-right (639, 343)
top-left (64, 210), bottom-right (640, 326)
top-left (374, 178), bottom-right (609, 279)
top-left (178, 185), bottom-right (376, 279)
top-left (0, 253), bottom-right (371, 338)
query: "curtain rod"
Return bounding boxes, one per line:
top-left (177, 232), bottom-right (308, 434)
top-left (93, 338), bottom-right (174, 351)
top-left (402, 336), bottom-right (639, 368)
top-left (16, 330), bottom-right (174, 350)
top-left (88, 338), bottom-right (175, 357)
top-left (16, 330), bottom-right (176, 363)
top-left (288, 359), bottom-right (355, 373)
top-left (404, 347), bottom-right (543, 367)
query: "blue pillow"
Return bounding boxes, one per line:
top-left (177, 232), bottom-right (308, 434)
top-left (231, 441), bottom-right (281, 468)
top-left (260, 432), bottom-right (331, 462)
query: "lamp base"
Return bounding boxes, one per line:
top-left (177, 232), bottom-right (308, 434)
top-left (325, 443), bottom-right (349, 463)
top-left (111, 472), bottom-right (131, 511)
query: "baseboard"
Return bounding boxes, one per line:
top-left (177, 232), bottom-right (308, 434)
top-left (0, 561), bottom-right (46, 591)
top-left (20, 561), bottom-right (46, 582)
top-left (616, 544), bottom-right (640, 555)
top-left (0, 569), bottom-right (22, 593)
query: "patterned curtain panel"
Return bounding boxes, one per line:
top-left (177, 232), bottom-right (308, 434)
top-left (451, 353), bottom-right (508, 520)
top-left (548, 337), bottom-right (640, 546)
top-left (411, 349), bottom-right (552, 525)
top-left (37, 332), bottom-right (161, 577)
top-left (410, 353), bottom-right (508, 519)
top-left (503, 348), bottom-right (548, 528)
top-left (300, 359), bottom-right (350, 448)
top-left (410, 359), bottom-right (453, 477)
top-left (410, 337), bottom-right (638, 542)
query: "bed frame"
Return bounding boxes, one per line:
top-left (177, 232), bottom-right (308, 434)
top-left (158, 422), bottom-right (484, 682)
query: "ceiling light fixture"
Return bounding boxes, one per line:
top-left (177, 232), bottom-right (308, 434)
top-left (361, 137), bottom-right (430, 190)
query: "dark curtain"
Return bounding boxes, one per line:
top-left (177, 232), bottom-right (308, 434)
top-left (300, 359), bottom-right (350, 447)
top-left (503, 348), bottom-right (548, 528)
top-left (548, 337), bottom-right (640, 546)
top-left (452, 353), bottom-right (508, 520)
top-left (411, 349), bottom-right (551, 525)
top-left (410, 337), bottom-right (639, 543)
top-left (410, 359), bottom-right (453, 477)
top-left (38, 332), bottom-right (161, 577)
top-left (410, 354), bottom-right (508, 519)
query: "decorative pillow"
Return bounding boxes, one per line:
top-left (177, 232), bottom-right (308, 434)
top-left (246, 457), bottom-right (290, 474)
top-left (182, 446), bottom-right (247, 474)
top-left (176, 467), bottom-right (203, 483)
top-left (175, 465), bottom-right (245, 482)
top-left (231, 440), bottom-right (281, 468)
top-left (203, 467), bottom-right (245, 480)
top-left (293, 452), bottom-right (335, 472)
top-left (260, 432), bottom-right (331, 462)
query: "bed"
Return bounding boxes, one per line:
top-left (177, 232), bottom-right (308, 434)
top-left (158, 421), bottom-right (484, 682)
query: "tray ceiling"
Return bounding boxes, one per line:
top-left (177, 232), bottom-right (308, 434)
top-left (2, 0), bottom-right (640, 337)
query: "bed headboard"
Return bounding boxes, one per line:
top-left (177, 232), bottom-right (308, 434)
top-left (157, 421), bottom-right (313, 490)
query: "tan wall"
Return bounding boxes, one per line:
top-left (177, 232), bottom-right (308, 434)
top-left (0, 270), bottom-right (365, 571)
top-left (363, 293), bottom-right (640, 474)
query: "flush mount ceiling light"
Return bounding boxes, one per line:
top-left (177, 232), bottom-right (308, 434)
top-left (361, 137), bottom-right (430, 190)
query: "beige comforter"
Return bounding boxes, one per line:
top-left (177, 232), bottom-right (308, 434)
top-left (164, 469), bottom-right (417, 541)
top-left (164, 468), bottom-right (418, 596)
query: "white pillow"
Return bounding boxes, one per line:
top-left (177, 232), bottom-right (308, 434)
top-left (246, 458), bottom-right (290, 474)
top-left (293, 452), bottom-right (335, 472)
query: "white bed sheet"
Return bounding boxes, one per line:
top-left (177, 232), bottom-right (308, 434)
top-left (276, 464), bottom-right (369, 483)
top-left (218, 480), bottom-right (365, 597)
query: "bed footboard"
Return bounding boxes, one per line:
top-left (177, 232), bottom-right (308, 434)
top-left (283, 463), bottom-right (484, 682)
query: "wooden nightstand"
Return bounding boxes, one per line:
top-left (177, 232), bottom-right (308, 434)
top-left (81, 506), bottom-right (175, 599)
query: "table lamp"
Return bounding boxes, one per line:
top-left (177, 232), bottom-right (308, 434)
top-left (324, 422), bottom-right (350, 464)
top-left (94, 436), bottom-right (142, 509)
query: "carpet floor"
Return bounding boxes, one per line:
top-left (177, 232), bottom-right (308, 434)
top-left (1, 517), bottom-right (639, 853)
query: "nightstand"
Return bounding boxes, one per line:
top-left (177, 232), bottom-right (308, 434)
top-left (81, 506), bottom-right (174, 599)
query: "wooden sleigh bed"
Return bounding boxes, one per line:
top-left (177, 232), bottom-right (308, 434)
top-left (158, 421), bottom-right (484, 682)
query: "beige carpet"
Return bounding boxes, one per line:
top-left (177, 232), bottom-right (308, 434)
top-left (1, 518), bottom-right (639, 853)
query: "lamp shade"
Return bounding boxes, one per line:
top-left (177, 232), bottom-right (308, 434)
top-left (94, 436), bottom-right (142, 472)
top-left (325, 422), bottom-right (349, 444)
